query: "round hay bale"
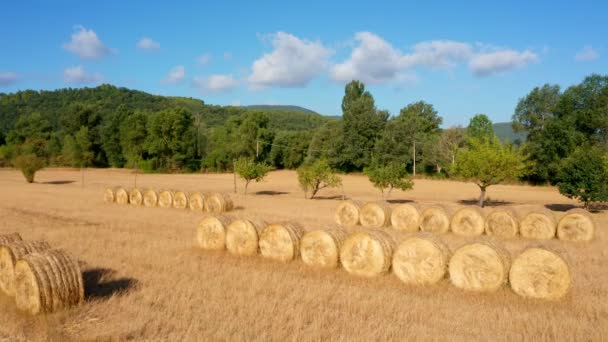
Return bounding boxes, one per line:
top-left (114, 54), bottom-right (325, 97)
top-left (0, 241), bottom-right (50, 297)
top-left (205, 193), bottom-right (234, 213)
top-left (334, 200), bottom-right (363, 227)
top-left (360, 202), bottom-right (392, 228)
top-left (158, 190), bottom-right (174, 209)
top-left (188, 192), bottom-right (205, 212)
top-left (196, 216), bottom-right (232, 250)
top-left (115, 187), bottom-right (129, 205)
top-left (0, 233), bottom-right (22, 246)
top-left (13, 249), bottom-right (83, 315)
top-left (557, 209), bottom-right (595, 242)
top-left (300, 229), bottom-right (348, 269)
top-left (485, 209), bottom-right (519, 239)
top-left (259, 222), bottom-right (304, 262)
top-left (451, 207), bottom-right (485, 237)
top-left (340, 230), bottom-right (394, 277)
top-left (448, 242), bottom-right (510, 292)
top-left (173, 191), bottom-right (188, 210)
top-left (392, 235), bottom-right (450, 285)
top-left (520, 209), bottom-right (556, 240)
top-left (419, 206), bottom-right (451, 234)
top-left (390, 203), bottom-right (420, 232)
top-left (128, 188), bottom-right (143, 206)
top-left (142, 189), bottom-right (158, 207)
top-left (103, 187), bottom-right (116, 203)
top-left (509, 247), bottom-right (571, 300)
top-left (225, 218), bottom-right (267, 256)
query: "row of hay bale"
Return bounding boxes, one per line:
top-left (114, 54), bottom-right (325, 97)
top-left (104, 187), bottom-right (234, 213)
top-left (196, 216), bottom-right (571, 300)
top-left (0, 233), bottom-right (84, 315)
top-left (335, 201), bottom-right (595, 242)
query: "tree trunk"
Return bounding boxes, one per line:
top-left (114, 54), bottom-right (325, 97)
top-left (244, 180), bottom-right (250, 195)
top-left (479, 186), bottom-right (487, 207)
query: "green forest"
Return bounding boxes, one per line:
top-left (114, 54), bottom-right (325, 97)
top-left (1, 74), bottom-right (607, 192)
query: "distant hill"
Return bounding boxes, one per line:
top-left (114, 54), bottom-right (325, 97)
top-left (244, 105), bottom-right (319, 115)
top-left (493, 122), bottom-right (527, 144)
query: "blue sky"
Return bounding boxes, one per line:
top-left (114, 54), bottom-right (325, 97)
top-left (0, 0), bottom-right (606, 126)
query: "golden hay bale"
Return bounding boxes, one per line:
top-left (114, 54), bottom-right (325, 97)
top-left (115, 187), bottom-right (129, 205)
top-left (334, 200), bottom-right (363, 227)
top-left (509, 247), bottom-right (571, 300)
top-left (158, 190), bottom-right (174, 209)
top-left (300, 229), bottom-right (348, 269)
top-left (392, 235), bottom-right (450, 285)
top-left (0, 233), bottom-right (22, 245)
top-left (259, 222), bottom-right (304, 262)
top-left (359, 202), bottom-right (392, 228)
top-left (142, 189), bottom-right (158, 207)
top-left (225, 218), bottom-right (266, 256)
top-left (103, 187), bottom-right (116, 203)
top-left (173, 191), bottom-right (188, 210)
top-left (196, 216), bottom-right (232, 250)
top-left (557, 209), bottom-right (595, 242)
top-left (390, 203), bottom-right (420, 232)
top-left (205, 193), bottom-right (234, 213)
top-left (188, 192), bottom-right (205, 212)
top-left (13, 249), bottom-right (84, 315)
top-left (128, 188), bottom-right (143, 206)
top-left (419, 206), bottom-right (451, 234)
top-left (340, 230), bottom-right (394, 277)
top-left (0, 241), bottom-right (50, 297)
top-left (520, 209), bottom-right (556, 240)
top-left (450, 207), bottom-right (485, 237)
top-left (448, 242), bottom-right (510, 292)
top-left (485, 209), bottom-right (519, 239)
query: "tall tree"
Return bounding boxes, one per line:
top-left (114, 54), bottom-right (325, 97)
top-left (555, 146), bottom-right (608, 208)
top-left (397, 101), bottom-right (442, 175)
top-left (513, 84), bottom-right (561, 136)
top-left (467, 114), bottom-right (495, 142)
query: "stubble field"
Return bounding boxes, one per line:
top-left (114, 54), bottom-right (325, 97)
top-left (0, 168), bottom-right (606, 341)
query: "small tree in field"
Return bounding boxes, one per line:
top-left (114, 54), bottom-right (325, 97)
top-left (452, 136), bottom-right (526, 207)
top-left (555, 146), bottom-right (608, 208)
top-left (364, 162), bottom-right (413, 199)
top-left (234, 156), bottom-right (273, 195)
top-left (297, 159), bottom-right (342, 199)
top-left (13, 153), bottom-right (45, 183)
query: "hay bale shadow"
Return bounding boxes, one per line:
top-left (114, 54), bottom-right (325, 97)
top-left (83, 268), bottom-right (138, 300)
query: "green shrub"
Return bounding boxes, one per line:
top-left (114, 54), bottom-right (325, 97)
top-left (13, 153), bottom-right (45, 183)
top-left (297, 159), bottom-right (341, 199)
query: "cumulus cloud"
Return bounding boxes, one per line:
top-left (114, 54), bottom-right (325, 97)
top-left (248, 32), bottom-right (332, 88)
top-left (193, 74), bottom-right (239, 92)
top-left (63, 25), bottom-right (111, 59)
top-left (197, 53), bottom-right (211, 65)
top-left (137, 37), bottom-right (160, 50)
top-left (0, 72), bottom-right (19, 86)
top-left (162, 65), bottom-right (185, 84)
top-left (63, 66), bottom-right (103, 84)
top-left (469, 49), bottom-right (538, 76)
top-left (575, 45), bottom-right (599, 62)
top-left (402, 40), bottom-right (473, 68)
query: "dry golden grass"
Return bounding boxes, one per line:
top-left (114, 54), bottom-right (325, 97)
top-left (0, 168), bottom-right (606, 340)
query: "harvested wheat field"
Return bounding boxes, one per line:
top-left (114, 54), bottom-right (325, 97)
top-left (0, 168), bottom-right (607, 340)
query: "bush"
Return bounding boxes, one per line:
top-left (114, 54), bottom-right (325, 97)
top-left (234, 156), bottom-right (273, 194)
top-left (13, 153), bottom-right (45, 183)
top-left (556, 146), bottom-right (608, 208)
top-left (364, 162), bottom-right (413, 199)
top-left (297, 159), bottom-right (342, 199)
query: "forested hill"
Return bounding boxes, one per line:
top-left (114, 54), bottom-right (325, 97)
top-left (244, 105), bottom-right (319, 114)
top-left (0, 85), bottom-right (334, 135)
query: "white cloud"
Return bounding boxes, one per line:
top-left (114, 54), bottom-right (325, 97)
top-left (137, 37), bottom-right (160, 50)
top-left (331, 32), bottom-right (472, 84)
top-left (193, 74), bottom-right (239, 92)
top-left (223, 52), bottom-right (232, 60)
top-left (469, 49), bottom-right (538, 76)
top-left (248, 32), bottom-right (332, 88)
top-left (162, 65), bottom-right (185, 84)
top-left (63, 66), bottom-right (103, 84)
top-left (63, 25), bottom-right (111, 59)
top-left (197, 53), bottom-right (211, 65)
top-left (575, 45), bottom-right (599, 62)
top-left (0, 72), bottom-right (19, 86)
